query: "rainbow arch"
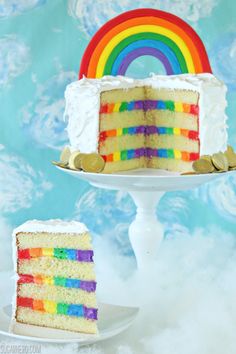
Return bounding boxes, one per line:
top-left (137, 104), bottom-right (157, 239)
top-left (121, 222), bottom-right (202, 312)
top-left (79, 9), bottom-right (212, 79)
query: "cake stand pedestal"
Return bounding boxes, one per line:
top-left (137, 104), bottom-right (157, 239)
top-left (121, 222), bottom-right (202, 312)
top-left (57, 167), bottom-right (230, 269)
top-left (128, 190), bottom-right (164, 269)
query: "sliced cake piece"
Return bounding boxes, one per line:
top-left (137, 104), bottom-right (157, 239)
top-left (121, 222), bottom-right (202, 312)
top-left (99, 85), bottom-right (200, 172)
top-left (12, 220), bottom-right (98, 334)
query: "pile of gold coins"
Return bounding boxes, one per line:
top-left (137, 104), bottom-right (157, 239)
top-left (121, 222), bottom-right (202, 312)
top-left (182, 145), bottom-right (236, 175)
top-left (52, 147), bottom-right (105, 173)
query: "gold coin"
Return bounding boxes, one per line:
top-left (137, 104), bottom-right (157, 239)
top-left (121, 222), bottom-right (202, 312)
top-left (201, 155), bottom-right (216, 172)
top-left (201, 155), bottom-right (212, 162)
top-left (192, 158), bottom-right (215, 174)
top-left (224, 146), bottom-right (236, 168)
top-left (212, 152), bottom-right (229, 171)
top-left (68, 151), bottom-right (85, 170)
top-left (51, 161), bottom-right (68, 169)
top-left (226, 145), bottom-right (235, 154)
top-left (80, 153), bottom-right (105, 173)
top-left (60, 146), bottom-right (71, 165)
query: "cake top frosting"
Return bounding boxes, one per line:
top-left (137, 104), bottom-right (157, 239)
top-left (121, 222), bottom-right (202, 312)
top-left (67, 73), bottom-right (224, 93)
top-left (13, 219), bottom-right (88, 235)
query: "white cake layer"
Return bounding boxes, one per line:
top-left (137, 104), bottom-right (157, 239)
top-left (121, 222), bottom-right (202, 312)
top-left (64, 74), bottom-right (228, 156)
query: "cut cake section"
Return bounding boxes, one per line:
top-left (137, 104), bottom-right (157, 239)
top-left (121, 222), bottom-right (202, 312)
top-left (99, 87), bottom-right (146, 172)
top-left (12, 220), bottom-right (98, 334)
top-left (99, 86), bottom-right (200, 173)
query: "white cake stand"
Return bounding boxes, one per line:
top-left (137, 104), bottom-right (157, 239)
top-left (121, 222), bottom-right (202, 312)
top-left (57, 167), bottom-right (233, 269)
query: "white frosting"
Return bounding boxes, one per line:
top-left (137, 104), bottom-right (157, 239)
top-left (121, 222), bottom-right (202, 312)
top-left (12, 219), bottom-right (88, 236)
top-left (64, 73), bottom-right (228, 156)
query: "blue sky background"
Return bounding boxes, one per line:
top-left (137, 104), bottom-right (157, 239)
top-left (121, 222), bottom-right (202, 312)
top-left (0, 0), bottom-right (236, 270)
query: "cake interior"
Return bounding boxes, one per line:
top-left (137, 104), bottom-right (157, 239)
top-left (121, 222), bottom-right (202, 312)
top-left (15, 231), bottom-right (98, 334)
top-left (99, 86), bottom-right (200, 173)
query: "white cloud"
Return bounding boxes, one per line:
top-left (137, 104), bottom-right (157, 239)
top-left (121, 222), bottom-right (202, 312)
top-left (0, 0), bottom-right (46, 19)
top-left (21, 70), bottom-right (77, 150)
top-left (68, 0), bottom-right (217, 37)
top-left (0, 35), bottom-right (31, 87)
top-left (195, 174), bottom-right (236, 222)
top-left (91, 227), bottom-right (236, 354)
top-left (0, 146), bottom-right (52, 213)
top-left (211, 32), bottom-right (236, 90)
top-left (163, 0), bottom-right (218, 22)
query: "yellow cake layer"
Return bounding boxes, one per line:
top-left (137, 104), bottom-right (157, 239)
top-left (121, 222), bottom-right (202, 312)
top-left (147, 157), bottom-right (193, 172)
top-left (100, 111), bottom-right (145, 131)
top-left (18, 283), bottom-right (97, 308)
top-left (145, 111), bottom-right (198, 130)
top-left (103, 157), bottom-right (145, 173)
top-left (16, 307), bottom-right (97, 334)
top-left (103, 157), bottom-right (194, 173)
top-left (100, 135), bottom-right (198, 156)
top-left (101, 87), bottom-right (145, 103)
top-left (16, 232), bottom-right (92, 250)
top-left (100, 111), bottom-right (198, 132)
top-left (144, 87), bottom-right (199, 104)
top-left (146, 135), bottom-right (199, 152)
top-left (18, 259), bottom-right (95, 280)
top-left (100, 86), bottom-right (199, 104)
top-left (99, 135), bottom-right (145, 155)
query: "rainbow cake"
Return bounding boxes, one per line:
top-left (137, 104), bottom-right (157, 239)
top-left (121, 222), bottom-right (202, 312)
top-left (65, 74), bottom-right (227, 173)
top-left (64, 9), bottom-right (228, 174)
top-left (11, 220), bottom-right (98, 334)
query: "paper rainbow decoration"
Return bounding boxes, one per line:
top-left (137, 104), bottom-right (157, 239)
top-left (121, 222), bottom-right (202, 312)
top-left (79, 9), bottom-right (212, 79)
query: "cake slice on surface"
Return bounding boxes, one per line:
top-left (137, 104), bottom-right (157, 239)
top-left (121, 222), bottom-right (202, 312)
top-left (12, 220), bottom-right (98, 334)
